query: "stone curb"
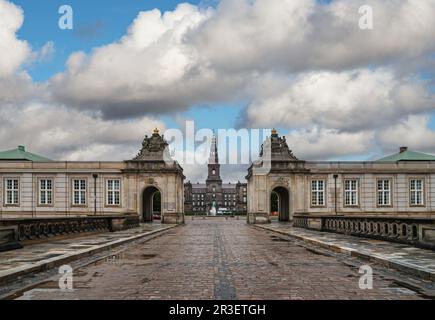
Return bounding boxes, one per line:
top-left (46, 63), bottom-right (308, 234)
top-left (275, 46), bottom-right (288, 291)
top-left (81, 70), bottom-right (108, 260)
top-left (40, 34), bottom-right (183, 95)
top-left (0, 225), bottom-right (177, 286)
top-left (254, 225), bottom-right (435, 281)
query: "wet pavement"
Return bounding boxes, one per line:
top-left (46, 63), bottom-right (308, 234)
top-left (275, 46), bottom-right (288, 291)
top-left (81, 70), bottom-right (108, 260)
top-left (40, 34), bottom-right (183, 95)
top-left (0, 223), bottom-right (174, 287)
top-left (256, 222), bottom-right (435, 281)
top-left (8, 218), bottom-right (434, 300)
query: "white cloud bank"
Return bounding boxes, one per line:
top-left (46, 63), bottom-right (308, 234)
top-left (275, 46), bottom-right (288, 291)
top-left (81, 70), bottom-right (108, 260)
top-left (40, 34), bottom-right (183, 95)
top-left (1, 0), bottom-right (435, 166)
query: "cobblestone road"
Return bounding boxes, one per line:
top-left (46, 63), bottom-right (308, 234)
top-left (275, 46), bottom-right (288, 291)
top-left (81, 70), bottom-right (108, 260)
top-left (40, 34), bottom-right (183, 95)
top-left (14, 218), bottom-right (427, 300)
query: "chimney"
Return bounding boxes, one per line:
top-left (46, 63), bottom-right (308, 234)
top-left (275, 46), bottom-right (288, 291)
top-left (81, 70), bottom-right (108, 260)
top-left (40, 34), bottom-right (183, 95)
top-left (18, 145), bottom-right (25, 152)
top-left (399, 146), bottom-right (408, 153)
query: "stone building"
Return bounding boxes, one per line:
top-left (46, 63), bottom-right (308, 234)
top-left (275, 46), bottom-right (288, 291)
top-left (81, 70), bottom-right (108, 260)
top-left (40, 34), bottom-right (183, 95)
top-left (247, 129), bottom-right (435, 248)
top-left (0, 129), bottom-right (185, 226)
top-left (184, 135), bottom-right (247, 214)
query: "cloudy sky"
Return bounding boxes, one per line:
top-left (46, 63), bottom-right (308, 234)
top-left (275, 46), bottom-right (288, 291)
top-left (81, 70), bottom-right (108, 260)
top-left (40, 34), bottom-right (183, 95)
top-left (1, 0), bottom-right (435, 182)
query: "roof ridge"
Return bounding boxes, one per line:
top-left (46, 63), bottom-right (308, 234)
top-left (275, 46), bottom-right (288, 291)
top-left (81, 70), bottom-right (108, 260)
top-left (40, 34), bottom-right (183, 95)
top-left (0, 146), bottom-right (52, 162)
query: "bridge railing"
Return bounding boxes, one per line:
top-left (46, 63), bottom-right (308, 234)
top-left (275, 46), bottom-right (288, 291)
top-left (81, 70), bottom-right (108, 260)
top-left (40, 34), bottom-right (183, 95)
top-left (293, 215), bottom-right (435, 250)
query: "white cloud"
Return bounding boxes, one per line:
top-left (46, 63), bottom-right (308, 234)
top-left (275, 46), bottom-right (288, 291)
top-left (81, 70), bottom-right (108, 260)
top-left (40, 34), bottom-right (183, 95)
top-left (243, 68), bottom-right (434, 132)
top-left (0, 103), bottom-right (165, 161)
top-left (0, 0), bottom-right (31, 78)
top-left (194, 0), bottom-right (435, 72)
top-left (285, 126), bottom-right (374, 160)
top-left (377, 115), bottom-right (435, 154)
top-left (49, 3), bottom-right (243, 119)
top-left (1, 0), bottom-right (435, 170)
top-left (46, 0), bottom-right (435, 122)
top-left (34, 41), bottom-right (55, 62)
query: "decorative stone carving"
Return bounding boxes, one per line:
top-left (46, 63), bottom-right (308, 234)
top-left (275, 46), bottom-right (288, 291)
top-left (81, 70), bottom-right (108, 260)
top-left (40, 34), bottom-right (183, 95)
top-left (259, 129), bottom-right (298, 161)
top-left (134, 128), bottom-right (172, 162)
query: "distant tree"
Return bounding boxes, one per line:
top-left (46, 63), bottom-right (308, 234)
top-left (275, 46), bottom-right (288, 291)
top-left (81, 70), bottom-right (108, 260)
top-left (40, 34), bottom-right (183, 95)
top-left (271, 192), bottom-right (278, 212)
top-left (153, 191), bottom-right (161, 212)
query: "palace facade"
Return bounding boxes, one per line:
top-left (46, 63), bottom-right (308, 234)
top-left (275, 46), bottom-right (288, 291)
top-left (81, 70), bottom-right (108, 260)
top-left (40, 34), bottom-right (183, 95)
top-left (0, 129), bottom-right (184, 225)
top-left (247, 129), bottom-right (435, 248)
top-left (184, 135), bottom-right (247, 215)
top-left (1, 128), bottom-right (435, 250)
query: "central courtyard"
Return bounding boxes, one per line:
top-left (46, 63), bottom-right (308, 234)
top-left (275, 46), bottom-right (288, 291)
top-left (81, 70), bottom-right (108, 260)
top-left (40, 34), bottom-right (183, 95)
top-left (10, 218), bottom-right (429, 300)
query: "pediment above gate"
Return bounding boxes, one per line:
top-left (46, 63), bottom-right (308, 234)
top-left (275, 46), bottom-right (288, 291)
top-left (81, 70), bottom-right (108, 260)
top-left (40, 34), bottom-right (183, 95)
top-left (123, 129), bottom-right (185, 178)
top-left (133, 128), bottom-right (171, 161)
top-left (259, 129), bottom-right (299, 162)
top-left (246, 129), bottom-right (309, 179)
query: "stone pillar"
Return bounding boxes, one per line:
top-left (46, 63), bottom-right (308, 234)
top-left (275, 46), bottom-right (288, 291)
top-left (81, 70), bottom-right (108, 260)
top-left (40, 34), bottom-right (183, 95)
top-left (163, 212), bottom-right (184, 224)
top-left (247, 212), bottom-right (270, 224)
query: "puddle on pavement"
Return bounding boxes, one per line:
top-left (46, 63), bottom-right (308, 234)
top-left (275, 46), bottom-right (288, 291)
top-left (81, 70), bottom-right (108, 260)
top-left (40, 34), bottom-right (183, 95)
top-left (270, 236), bottom-right (290, 242)
top-left (5, 280), bottom-right (58, 300)
top-left (388, 280), bottom-right (435, 300)
top-left (87, 252), bottom-right (159, 267)
top-left (305, 247), bottom-right (329, 256)
top-left (70, 245), bottom-right (92, 249)
top-left (141, 277), bottom-right (151, 284)
top-left (12, 253), bottom-right (63, 263)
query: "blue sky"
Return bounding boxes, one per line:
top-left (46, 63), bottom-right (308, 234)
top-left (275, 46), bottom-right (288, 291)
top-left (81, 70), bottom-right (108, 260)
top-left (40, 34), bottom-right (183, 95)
top-left (12, 0), bottom-right (435, 135)
top-left (14, 0), bottom-right (247, 131)
top-left (1, 0), bottom-right (435, 177)
top-left (17, 0), bottom-right (201, 81)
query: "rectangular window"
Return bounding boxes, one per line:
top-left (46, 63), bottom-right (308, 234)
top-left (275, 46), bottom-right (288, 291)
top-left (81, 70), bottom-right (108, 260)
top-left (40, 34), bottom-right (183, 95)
top-left (410, 179), bottom-right (424, 206)
top-left (107, 179), bottom-right (120, 205)
top-left (377, 180), bottom-right (391, 206)
top-left (39, 179), bottom-right (53, 205)
top-left (5, 179), bottom-right (19, 205)
top-left (73, 179), bottom-right (86, 205)
top-left (344, 179), bottom-right (358, 206)
top-left (311, 180), bottom-right (325, 206)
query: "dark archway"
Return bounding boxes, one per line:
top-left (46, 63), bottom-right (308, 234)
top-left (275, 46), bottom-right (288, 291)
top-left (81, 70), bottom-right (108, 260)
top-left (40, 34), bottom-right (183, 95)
top-left (271, 187), bottom-right (290, 222)
top-left (142, 186), bottom-right (161, 222)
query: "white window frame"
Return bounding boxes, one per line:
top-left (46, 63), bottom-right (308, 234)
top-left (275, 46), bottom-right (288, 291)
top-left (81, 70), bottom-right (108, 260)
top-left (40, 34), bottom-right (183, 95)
top-left (72, 179), bottom-right (87, 206)
top-left (311, 180), bottom-right (325, 207)
top-left (106, 179), bottom-right (121, 206)
top-left (377, 179), bottom-right (391, 206)
top-left (409, 179), bottom-right (424, 206)
top-left (39, 179), bottom-right (53, 205)
top-left (344, 179), bottom-right (359, 206)
top-left (4, 178), bottom-right (19, 205)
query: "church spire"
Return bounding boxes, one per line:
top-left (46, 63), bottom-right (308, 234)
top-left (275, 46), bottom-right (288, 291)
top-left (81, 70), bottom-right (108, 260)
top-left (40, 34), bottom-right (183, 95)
top-left (207, 132), bottom-right (221, 182)
top-left (209, 132), bottom-right (219, 165)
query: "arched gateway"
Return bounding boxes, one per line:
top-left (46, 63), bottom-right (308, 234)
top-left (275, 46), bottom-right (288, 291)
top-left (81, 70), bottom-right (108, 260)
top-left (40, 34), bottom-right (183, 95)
top-left (123, 129), bottom-right (185, 224)
top-left (246, 129), bottom-right (305, 224)
top-left (271, 186), bottom-right (290, 222)
top-left (142, 186), bottom-right (161, 222)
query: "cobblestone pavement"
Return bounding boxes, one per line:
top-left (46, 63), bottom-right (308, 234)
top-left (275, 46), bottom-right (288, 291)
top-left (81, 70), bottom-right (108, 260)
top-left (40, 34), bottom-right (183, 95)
top-left (12, 218), bottom-right (431, 300)
top-left (257, 222), bottom-right (435, 281)
top-left (0, 223), bottom-right (172, 276)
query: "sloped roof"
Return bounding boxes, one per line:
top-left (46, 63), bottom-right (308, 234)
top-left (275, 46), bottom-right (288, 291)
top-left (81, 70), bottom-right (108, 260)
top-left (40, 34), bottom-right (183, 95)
top-left (0, 146), bottom-right (52, 162)
top-left (377, 148), bottom-right (435, 162)
top-left (192, 183), bottom-right (206, 189)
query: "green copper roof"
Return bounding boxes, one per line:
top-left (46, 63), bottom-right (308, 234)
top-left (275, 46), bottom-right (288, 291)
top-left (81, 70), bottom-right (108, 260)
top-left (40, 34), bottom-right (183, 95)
top-left (377, 147), bottom-right (435, 162)
top-left (0, 146), bottom-right (52, 162)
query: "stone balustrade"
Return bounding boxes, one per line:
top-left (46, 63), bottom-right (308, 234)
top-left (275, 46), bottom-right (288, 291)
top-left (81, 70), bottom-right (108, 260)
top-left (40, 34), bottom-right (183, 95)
top-left (294, 215), bottom-right (435, 250)
top-left (0, 215), bottom-right (140, 251)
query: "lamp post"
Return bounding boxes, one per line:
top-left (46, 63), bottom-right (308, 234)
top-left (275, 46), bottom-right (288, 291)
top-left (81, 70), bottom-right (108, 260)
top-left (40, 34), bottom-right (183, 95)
top-left (333, 174), bottom-right (339, 215)
top-left (92, 174), bottom-right (98, 215)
